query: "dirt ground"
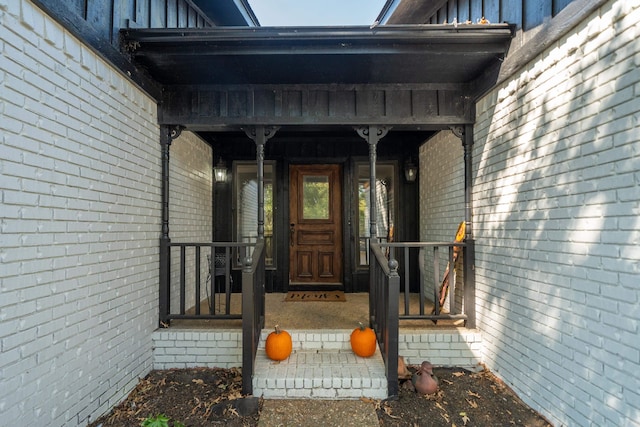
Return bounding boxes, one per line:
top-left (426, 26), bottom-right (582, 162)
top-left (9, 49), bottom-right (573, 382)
top-left (89, 366), bottom-right (552, 427)
top-left (378, 367), bottom-right (552, 427)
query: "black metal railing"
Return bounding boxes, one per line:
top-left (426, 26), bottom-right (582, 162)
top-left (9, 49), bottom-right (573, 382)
top-left (369, 242), bottom-right (400, 397)
top-left (383, 242), bottom-right (468, 324)
top-left (161, 242), bottom-right (256, 322)
top-left (241, 241), bottom-right (265, 394)
top-left (370, 240), bottom-right (473, 398)
top-left (159, 240), bottom-right (264, 394)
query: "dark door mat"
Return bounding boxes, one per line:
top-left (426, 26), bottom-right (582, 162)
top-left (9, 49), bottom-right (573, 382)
top-left (285, 291), bottom-right (346, 302)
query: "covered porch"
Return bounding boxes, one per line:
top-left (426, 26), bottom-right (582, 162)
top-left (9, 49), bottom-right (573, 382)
top-left (121, 24), bottom-right (514, 398)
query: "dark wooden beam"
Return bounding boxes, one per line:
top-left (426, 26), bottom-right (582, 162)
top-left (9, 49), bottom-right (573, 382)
top-left (160, 84), bottom-right (474, 129)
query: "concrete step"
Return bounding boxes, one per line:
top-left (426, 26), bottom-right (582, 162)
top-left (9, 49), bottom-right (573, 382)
top-left (252, 329), bottom-right (387, 400)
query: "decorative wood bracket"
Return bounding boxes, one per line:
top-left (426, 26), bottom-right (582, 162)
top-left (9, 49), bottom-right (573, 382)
top-left (168, 125), bottom-right (184, 141)
top-left (242, 125), bottom-right (280, 143)
top-left (354, 125), bottom-right (391, 145)
top-left (449, 125), bottom-right (464, 140)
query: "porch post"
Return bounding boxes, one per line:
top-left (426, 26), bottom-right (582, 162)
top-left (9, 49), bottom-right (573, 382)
top-left (243, 126), bottom-right (279, 239)
top-left (355, 125), bottom-right (390, 239)
top-left (460, 124), bottom-right (476, 328)
top-left (356, 125), bottom-right (390, 326)
top-left (159, 125), bottom-right (183, 327)
top-left (256, 132), bottom-right (265, 239)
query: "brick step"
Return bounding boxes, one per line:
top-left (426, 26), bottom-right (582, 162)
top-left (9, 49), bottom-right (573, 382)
top-left (252, 329), bottom-right (387, 399)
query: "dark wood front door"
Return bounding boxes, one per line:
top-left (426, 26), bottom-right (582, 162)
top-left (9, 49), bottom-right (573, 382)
top-left (289, 164), bottom-right (342, 286)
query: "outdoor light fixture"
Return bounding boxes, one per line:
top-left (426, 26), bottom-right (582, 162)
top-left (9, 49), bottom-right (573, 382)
top-left (214, 157), bottom-right (227, 183)
top-left (404, 158), bottom-right (418, 183)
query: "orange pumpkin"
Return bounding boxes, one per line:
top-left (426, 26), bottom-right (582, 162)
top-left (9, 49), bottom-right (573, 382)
top-left (350, 322), bottom-right (377, 357)
top-left (265, 325), bottom-right (292, 361)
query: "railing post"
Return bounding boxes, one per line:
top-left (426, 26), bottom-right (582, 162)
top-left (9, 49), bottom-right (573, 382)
top-left (387, 258), bottom-right (400, 398)
top-left (464, 239), bottom-right (476, 328)
top-left (159, 237), bottom-right (170, 326)
top-left (241, 254), bottom-right (255, 395)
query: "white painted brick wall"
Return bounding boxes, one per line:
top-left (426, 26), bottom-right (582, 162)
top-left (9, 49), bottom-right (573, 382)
top-left (400, 329), bottom-right (482, 370)
top-left (419, 131), bottom-right (465, 312)
top-left (474, 1), bottom-right (640, 426)
top-left (1, 1), bottom-right (158, 425)
top-left (168, 132), bottom-right (213, 313)
top-left (152, 330), bottom-right (242, 369)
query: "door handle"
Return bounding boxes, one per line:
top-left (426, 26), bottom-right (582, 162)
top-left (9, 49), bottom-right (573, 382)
top-left (290, 223), bottom-right (295, 246)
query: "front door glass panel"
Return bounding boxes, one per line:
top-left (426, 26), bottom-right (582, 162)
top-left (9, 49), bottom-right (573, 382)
top-left (302, 175), bottom-right (330, 220)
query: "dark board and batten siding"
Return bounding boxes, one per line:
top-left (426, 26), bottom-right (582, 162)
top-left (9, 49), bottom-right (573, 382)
top-left (160, 86), bottom-right (474, 129)
top-left (423, 0), bottom-right (574, 30)
top-left (34, 0), bottom-right (213, 47)
top-left (30, 0), bottom-right (214, 100)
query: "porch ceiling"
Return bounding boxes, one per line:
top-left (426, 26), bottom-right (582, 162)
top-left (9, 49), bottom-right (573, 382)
top-left (121, 25), bottom-right (514, 87)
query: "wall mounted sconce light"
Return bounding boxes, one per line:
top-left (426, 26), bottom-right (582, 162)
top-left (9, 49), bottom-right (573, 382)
top-left (214, 157), bottom-right (227, 183)
top-left (404, 157), bottom-right (418, 183)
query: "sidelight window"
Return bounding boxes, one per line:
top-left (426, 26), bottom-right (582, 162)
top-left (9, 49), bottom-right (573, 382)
top-left (356, 163), bottom-right (396, 266)
top-left (234, 161), bottom-right (276, 267)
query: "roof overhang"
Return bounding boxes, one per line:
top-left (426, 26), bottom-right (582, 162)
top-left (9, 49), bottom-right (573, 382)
top-left (121, 24), bottom-right (514, 88)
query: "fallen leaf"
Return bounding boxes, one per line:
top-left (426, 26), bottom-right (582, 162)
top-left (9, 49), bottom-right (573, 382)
top-left (441, 378), bottom-right (453, 385)
top-left (460, 411), bottom-right (471, 425)
top-left (453, 371), bottom-right (465, 377)
top-left (467, 390), bottom-right (481, 399)
top-left (192, 379), bottom-right (204, 385)
top-left (227, 391), bottom-right (242, 401)
top-left (383, 405), bottom-right (400, 418)
top-left (227, 407), bottom-right (239, 417)
top-left (440, 411), bottom-right (450, 423)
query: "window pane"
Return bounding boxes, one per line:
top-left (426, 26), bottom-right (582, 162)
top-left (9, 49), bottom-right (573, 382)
top-left (302, 175), bottom-right (329, 219)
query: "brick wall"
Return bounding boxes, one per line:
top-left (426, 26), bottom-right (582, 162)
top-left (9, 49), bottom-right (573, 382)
top-left (153, 330), bottom-right (242, 369)
top-left (168, 132), bottom-right (213, 313)
top-left (419, 131), bottom-right (465, 312)
top-left (400, 330), bottom-right (482, 369)
top-left (473, 1), bottom-right (640, 425)
top-left (0, 1), bottom-right (160, 425)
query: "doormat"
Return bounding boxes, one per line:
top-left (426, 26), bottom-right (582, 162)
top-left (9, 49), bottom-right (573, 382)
top-left (285, 291), bottom-right (346, 302)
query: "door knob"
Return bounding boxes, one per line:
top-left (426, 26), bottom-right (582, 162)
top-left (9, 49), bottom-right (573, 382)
top-left (289, 223), bottom-right (295, 246)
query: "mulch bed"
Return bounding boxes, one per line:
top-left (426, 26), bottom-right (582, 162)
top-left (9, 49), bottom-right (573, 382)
top-left (378, 367), bottom-right (552, 426)
top-left (89, 366), bottom-right (552, 427)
